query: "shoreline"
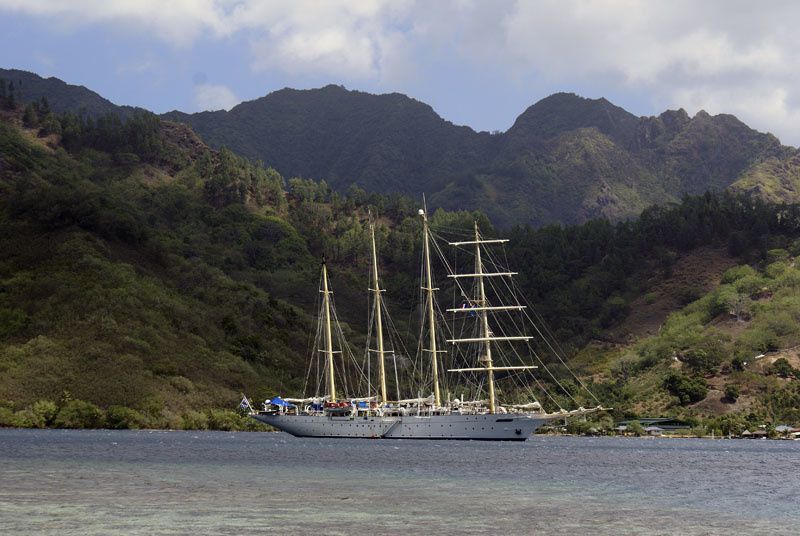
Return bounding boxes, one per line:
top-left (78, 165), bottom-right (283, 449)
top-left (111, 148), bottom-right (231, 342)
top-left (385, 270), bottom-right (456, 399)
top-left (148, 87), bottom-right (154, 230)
top-left (2, 426), bottom-right (798, 440)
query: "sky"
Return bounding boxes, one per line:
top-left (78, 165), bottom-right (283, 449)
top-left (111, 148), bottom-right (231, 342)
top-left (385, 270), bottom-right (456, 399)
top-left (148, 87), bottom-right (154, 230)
top-left (1, 0), bottom-right (799, 146)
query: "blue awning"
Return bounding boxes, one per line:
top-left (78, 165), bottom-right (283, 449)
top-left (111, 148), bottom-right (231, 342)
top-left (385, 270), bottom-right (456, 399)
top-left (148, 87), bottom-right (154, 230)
top-left (268, 396), bottom-right (296, 408)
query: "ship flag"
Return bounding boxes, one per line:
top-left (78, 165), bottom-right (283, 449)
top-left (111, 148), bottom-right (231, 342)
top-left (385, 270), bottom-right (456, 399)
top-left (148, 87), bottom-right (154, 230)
top-left (239, 395), bottom-right (253, 412)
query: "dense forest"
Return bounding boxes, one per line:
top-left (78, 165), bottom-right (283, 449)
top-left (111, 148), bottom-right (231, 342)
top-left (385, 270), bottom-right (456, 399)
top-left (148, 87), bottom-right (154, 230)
top-left (1, 85), bottom-right (799, 433)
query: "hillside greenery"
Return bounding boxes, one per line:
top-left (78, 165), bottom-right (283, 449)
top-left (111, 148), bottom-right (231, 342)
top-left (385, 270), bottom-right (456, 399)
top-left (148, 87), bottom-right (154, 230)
top-left (1, 98), bottom-right (799, 431)
top-left (582, 250), bottom-right (800, 433)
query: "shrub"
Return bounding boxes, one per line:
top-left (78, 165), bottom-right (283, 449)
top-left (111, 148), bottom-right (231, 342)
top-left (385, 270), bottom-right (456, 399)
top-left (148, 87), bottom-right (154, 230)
top-left (138, 397), bottom-right (165, 424)
top-left (678, 286), bottom-right (703, 306)
top-left (0, 307), bottom-right (30, 338)
top-left (106, 406), bottom-right (147, 429)
top-left (770, 358), bottom-right (796, 379)
top-left (689, 425), bottom-right (707, 437)
top-left (721, 265), bottom-right (757, 284)
top-left (710, 286), bottom-right (738, 318)
top-left (734, 275), bottom-right (769, 298)
top-left (54, 400), bottom-right (105, 429)
top-left (626, 421), bottom-right (645, 436)
top-left (169, 376), bottom-right (195, 394)
top-left (644, 292), bottom-right (657, 305)
top-left (0, 407), bottom-right (16, 427)
top-left (181, 411), bottom-right (209, 430)
top-left (31, 400), bottom-right (58, 427)
top-left (207, 409), bottom-right (242, 431)
top-left (776, 269), bottom-right (800, 290)
top-left (766, 261), bottom-right (790, 279)
top-left (566, 419), bottom-right (595, 435)
top-left (681, 346), bottom-right (724, 375)
top-left (724, 384), bottom-right (740, 403)
top-left (664, 372), bottom-right (708, 405)
top-left (730, 356), bottom-right (746, 371)
top-left (12, 409), bottom-right (39, 427)
top-left (708, 413), bottom-right (750, 436)
top-left (599, 296), bottom-right (629, 328)
top-left (762, 311), bottom-right (799, 338)
top-left (766, 249), bottom-right (789, 264)
top-left (736, 327), bottom-right (780, 354)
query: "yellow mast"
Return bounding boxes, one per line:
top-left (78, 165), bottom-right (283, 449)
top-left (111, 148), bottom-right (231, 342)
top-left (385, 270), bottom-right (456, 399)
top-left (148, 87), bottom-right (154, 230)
top-left (321, 261), bottom-right (337, 401)
top-left (474, 221), bottom-right (497, 414)
top-left (444, 226), bottom-right (538, 412)
top-left (421, 208), bottom-right (442, 407)
top-left (369, 217), bottom-right (388, 404)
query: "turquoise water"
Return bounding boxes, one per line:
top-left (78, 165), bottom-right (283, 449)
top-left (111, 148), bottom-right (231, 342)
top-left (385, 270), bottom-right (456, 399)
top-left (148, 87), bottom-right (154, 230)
top-left (1, 429), bottom-right (798, 535)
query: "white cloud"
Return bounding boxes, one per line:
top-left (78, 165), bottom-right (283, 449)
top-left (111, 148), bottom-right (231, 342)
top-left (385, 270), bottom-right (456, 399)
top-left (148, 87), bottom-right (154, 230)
top-left (232, 1), bottom-right (414, 81)
top-left (193, 83), bottom-right (238, 111)
top-left (0, 0), bottom-right (233, 45)
top-left (0, 0), bottom-right (414, 79)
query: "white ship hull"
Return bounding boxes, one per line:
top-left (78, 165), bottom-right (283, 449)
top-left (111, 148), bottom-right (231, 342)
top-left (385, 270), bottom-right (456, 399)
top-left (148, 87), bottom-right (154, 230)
top-left (251, 413), bottom-right (547, 441)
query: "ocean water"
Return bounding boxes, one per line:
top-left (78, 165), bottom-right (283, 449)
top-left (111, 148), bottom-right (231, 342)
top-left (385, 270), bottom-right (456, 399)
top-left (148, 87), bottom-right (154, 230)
top-left (1, 429), bottom-right (798, 535)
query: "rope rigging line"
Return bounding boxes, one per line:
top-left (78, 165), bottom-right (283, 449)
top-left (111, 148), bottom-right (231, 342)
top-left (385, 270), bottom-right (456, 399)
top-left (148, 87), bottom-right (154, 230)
top-left (484, 242), bottom-right (603, 406)
top-left (431, 226), bottom-right (571, 410)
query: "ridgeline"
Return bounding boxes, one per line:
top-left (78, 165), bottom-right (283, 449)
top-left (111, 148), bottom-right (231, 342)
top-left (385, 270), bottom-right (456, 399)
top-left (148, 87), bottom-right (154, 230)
top-left (5, 68), bottom-right (800, 228)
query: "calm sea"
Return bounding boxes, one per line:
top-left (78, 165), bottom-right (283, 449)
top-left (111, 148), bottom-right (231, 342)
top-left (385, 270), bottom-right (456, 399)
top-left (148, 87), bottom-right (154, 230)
top-left (0, 429), bottom-right (798, 535)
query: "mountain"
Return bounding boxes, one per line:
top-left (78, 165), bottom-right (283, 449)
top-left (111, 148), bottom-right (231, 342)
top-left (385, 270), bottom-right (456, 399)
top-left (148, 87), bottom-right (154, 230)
top-left (5, 68), bottom-right (799, 227)
top-left (164, 88), bottom-right (795, 227)
top-left (163, 85), bottom-right (495, 196)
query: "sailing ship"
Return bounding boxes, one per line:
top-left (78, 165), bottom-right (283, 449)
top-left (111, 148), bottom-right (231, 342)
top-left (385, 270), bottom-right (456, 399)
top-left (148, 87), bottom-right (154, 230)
top-left (248, 208), bottom-right (602, 440)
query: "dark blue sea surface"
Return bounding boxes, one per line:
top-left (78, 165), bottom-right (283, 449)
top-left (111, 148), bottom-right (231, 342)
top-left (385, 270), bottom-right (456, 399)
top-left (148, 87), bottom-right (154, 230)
top-left (1, 429), bottom-right (798, 535)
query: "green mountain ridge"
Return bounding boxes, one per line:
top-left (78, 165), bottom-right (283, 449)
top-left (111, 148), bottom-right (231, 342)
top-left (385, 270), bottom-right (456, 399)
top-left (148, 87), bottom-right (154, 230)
top-left (162, 87), bottom-right (794, 227)
top-left (0, 68), bottom-right (140, 119)
top-left (5, 68), bottom-right (799, 228)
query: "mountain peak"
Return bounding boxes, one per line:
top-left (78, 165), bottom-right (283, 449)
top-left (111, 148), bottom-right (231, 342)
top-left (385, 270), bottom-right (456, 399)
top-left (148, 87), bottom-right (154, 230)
top-left (507, 92), bottom-right (639, 147)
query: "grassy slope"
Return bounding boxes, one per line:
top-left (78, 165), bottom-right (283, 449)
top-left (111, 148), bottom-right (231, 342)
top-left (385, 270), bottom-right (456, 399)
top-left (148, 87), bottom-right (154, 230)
top-left (577, 247), bottom-right (800, 428)
top-left (0, 114), bottom-right (312, 427)
top-left (731, 152), bottom-right (800, 203)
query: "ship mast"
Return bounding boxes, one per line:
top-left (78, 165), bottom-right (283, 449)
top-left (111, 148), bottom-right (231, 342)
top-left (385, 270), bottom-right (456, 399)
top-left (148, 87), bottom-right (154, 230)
top-left (474, 222), bottom-right (497, 413)
top-left (421, 208), bottom-right (442, 407)
top-left (369, 216), bottom-right (388, 404)
top-left (445, 222), bottom-right (538, 414)
top-left (321, 261), bottom-right (337, 401)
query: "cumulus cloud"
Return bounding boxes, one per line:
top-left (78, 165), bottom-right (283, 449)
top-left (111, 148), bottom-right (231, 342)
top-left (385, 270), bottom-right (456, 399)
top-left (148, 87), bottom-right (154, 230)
top-left (230, 1), bottom-right (409, 80)
top-left (3, 0), bottom-right (800, 143)
top-left (193, 83), bottom-right (238, 111)
top-left (0, 0), bottom-right (231, 46)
